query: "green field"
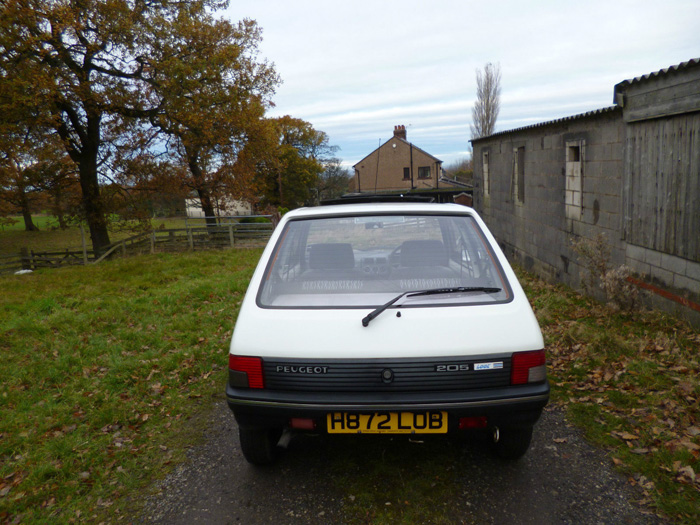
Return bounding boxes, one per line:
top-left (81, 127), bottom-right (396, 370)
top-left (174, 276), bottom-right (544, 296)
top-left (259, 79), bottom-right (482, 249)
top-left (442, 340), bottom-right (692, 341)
top-left (0, 216), bottom-right (191, 256)
top-left (520, 273), bottom-right (700, 524)
top-left (0, 248), bottom-right (698, 523)
top-left (0, 249), bottom-right (262, 523)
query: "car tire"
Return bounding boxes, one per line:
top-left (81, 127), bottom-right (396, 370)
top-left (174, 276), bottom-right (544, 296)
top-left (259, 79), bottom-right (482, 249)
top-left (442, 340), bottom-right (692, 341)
top-left (491, 426), bottom-right (533, 460)
top-left (239, 426), bottom-right (282, 465)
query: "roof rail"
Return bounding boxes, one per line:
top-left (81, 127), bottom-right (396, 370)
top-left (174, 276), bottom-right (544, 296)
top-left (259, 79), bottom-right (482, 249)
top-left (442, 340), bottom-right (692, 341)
top-left (320, 194), bottom-right (435, 205)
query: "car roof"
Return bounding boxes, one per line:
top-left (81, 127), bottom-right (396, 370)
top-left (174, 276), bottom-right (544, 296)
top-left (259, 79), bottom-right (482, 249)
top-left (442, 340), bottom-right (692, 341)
top-left (284, 202), bottom-right (474, 219)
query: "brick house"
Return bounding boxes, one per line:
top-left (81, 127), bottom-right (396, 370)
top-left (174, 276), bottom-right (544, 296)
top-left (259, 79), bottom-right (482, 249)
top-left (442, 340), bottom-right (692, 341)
top-left (350, 126), bottom-right (468, 202)
top-left (470, 58), bottom-right (700, 326)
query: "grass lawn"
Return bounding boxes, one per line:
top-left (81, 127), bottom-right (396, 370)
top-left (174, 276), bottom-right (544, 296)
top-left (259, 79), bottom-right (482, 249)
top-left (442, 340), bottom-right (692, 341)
top-left (519, 273), bottom-right (700, 523)
top-left (0, 216), bottom-right (191, 256)
top-left (0, 249), bottom-right (698, 523)
top-left (0, 248), bottom-right (262, 523)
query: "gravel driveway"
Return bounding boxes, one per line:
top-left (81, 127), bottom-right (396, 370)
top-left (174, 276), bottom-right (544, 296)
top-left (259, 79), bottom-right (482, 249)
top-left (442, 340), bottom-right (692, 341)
top-left (140, 403), bottom-right (666, 524)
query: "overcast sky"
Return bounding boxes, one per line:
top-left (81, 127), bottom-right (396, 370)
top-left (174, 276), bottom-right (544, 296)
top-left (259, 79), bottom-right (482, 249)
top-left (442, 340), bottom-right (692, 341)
top-left (225, 0), bottom-right (699, 168)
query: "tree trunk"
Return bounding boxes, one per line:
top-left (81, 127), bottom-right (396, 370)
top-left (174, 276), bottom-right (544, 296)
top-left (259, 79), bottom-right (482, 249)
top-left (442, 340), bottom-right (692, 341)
top-left (77, 123), bottom-right (111, 255)
top-left (56, 210), bottom-right (67, 230)
top-left (21, 199), bottom-right (38, 231)
top-left (51, 185), bottom-right (68, 229)
top-left (197, 187), bottom-right (218, 227)
top-left (187, 150), bottom-right (217, 227)
top-left (17, 187), bottom-right (38, 231)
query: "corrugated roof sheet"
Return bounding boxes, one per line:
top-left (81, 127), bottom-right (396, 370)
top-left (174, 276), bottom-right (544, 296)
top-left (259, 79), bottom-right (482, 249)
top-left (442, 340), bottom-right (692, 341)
top-left (471, 57), bottom-right (700, 143)
top-left (470, 105), bottom-right (620, 142)
top-left (615, 57), bottom-right (700, 89)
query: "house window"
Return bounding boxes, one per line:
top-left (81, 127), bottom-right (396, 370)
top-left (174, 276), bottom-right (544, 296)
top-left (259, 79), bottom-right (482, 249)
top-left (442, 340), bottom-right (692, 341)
top-left (418, 166), bottom-right (431, 179)
top-left (482, 151), bottom-right (490, 196)
top-left (403, 167), bottom-right (410, 180)
top-left (565, 141), bottom-right (584, 222)
top-left (513, 147), bottom-right (525, 203)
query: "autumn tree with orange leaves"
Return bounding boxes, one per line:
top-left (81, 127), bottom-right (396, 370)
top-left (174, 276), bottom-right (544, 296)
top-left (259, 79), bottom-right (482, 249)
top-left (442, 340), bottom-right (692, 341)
top-left (122, 14), bottom-right (279, 226)
top-left (0, 125), bottom-right (77, 231)
top-left (0, 0), bottom-right (279, 252)
top-left (0, 76), bottom-right (78, 231)
top-left (259, 116), bottom-right (336, 208)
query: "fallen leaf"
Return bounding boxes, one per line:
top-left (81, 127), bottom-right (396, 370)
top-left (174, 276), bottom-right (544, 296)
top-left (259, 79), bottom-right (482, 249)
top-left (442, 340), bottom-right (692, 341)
top-left (677, 382), bottom-right (694, 395)
top-left (687, 426), bottom-right (700, 437)
top-left (612, 431), bottom-right (638, 441)
top-left (677, 465), bottom-right (697, 484)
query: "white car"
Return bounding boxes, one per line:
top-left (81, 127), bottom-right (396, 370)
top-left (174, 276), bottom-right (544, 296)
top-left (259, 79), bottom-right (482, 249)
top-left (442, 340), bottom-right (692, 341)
top-left (226, 201), bottom-right (548, 464)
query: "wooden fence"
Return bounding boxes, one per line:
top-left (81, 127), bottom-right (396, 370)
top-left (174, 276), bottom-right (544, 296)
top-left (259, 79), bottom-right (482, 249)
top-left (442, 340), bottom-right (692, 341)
top-left (0, 221), bottom-right (273, 275)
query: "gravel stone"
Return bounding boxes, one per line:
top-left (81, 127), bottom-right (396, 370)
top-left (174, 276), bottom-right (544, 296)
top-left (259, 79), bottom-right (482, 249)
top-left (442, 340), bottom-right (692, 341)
top-left (139, 403), bottom-right (667, 524)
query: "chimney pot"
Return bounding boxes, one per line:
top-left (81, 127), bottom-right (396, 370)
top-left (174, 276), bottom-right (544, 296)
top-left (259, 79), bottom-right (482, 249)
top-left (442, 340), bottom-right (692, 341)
top-left (393, 124), bottom-right (407, 140)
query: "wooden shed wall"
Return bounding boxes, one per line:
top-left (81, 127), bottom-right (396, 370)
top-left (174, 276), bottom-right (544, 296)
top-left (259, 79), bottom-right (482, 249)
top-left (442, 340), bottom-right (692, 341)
top-left (623, 113), bottom-right (700, 262)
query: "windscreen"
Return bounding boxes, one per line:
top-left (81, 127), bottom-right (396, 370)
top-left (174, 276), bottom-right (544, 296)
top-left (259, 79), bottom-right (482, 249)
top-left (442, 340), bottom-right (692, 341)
top-left (257, 214), bottom-right (511, 307)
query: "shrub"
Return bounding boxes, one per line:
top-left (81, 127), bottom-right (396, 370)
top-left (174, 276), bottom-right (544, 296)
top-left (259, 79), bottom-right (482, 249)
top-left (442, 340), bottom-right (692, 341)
top-left (571, 233), bottom-right (640, 312)
top-left (238, 217), bottom-right (271, 224)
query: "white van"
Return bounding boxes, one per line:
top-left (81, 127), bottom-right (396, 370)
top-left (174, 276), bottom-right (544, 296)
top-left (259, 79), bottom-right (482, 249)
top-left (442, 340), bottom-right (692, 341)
top-left (226, 201), bottom-right (549, 464)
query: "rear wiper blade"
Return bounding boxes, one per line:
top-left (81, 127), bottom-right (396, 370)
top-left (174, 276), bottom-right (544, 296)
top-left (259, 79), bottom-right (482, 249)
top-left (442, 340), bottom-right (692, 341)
top-left (361, 287), bottom-right (501, 327)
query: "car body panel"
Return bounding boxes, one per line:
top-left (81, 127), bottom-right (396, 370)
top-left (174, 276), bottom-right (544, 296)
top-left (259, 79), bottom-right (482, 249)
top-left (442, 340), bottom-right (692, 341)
top-left (230, 203), bottom-right (543, 359)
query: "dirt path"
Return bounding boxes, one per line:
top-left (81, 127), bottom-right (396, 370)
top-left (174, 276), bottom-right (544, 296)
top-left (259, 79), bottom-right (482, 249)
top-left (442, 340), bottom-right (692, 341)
top-left (140, 403), bottom-right (666, 524)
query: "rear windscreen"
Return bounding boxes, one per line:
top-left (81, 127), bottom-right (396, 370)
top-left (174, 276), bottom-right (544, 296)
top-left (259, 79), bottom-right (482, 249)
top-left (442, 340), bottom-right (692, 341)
top-left (257, 214), bottom-right (512, 308)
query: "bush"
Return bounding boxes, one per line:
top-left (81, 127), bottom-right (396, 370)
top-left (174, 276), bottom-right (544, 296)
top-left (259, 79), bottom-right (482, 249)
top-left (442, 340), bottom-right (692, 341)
top-left (238, 217), bottom-right (271, 224)
top-left (600, 265), bottom-right (639, 312)
top-left (571, 233), bottom-right (640, 312)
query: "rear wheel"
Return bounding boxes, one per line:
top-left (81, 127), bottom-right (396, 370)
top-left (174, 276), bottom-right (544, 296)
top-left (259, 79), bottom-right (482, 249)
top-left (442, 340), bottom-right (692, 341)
top-left (491, 426), bottom-right (533, 460)
top-left (239, 426), bottom-right (282, 465)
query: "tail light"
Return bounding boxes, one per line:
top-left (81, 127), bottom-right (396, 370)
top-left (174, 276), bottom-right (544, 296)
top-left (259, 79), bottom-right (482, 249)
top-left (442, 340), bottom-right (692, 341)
top-left (458, 416), bottom-right (488, 429)
top-left (229, 355), bottom-right (264, 388)
top-left (511, 350), bottom-right (547, 385)
top-left (290, 418), bottom-right (317, 430)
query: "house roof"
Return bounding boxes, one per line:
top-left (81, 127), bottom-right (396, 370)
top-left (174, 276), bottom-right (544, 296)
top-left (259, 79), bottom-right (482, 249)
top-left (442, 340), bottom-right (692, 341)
top-left (439, 176), bottom-right (472, 189)
top-left (471, 57), bottom-right (700, 144)
top-left (353, 136), bottom-right (442, 168)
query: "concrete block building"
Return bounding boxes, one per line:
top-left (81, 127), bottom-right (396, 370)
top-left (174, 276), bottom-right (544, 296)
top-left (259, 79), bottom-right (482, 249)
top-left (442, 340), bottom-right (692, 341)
top-left (470, 58), bottom-right (700, 326)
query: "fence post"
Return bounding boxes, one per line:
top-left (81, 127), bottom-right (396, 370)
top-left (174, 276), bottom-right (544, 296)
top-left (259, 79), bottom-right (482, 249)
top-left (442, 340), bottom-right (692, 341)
top-left (229, 224), bottom-right (234, 247)
top-left (188, 228), bottom-right (194, 250)
top-left (80, 224), bottom-right (88, 264)
top-left (150, 232), bottom-right (156, 254)
top-left (20, 247), bottom-right (31, 270)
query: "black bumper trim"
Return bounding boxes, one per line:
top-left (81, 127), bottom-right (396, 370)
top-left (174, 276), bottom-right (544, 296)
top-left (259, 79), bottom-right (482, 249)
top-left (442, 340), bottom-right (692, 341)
top-left (227, 393), bottom-right (549, 412)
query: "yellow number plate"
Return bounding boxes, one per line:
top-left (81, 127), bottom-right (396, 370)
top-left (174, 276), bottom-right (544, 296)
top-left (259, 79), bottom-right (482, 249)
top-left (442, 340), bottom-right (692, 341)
top-left (326, 411), bottom-right (447, 434)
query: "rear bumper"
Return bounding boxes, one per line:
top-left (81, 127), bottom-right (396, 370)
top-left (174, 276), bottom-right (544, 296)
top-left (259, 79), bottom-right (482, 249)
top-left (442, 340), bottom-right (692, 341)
top-left (226, 381), bottom-right (549, 431)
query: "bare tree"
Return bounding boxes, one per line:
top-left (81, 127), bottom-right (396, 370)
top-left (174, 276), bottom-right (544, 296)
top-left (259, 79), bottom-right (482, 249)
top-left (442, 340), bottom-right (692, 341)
top-left (470, 63), bottom-right (502, 139)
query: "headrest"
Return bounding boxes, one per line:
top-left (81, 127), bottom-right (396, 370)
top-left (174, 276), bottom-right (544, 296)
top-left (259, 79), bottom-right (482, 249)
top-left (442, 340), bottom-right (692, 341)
top-left (308, 243), bottom-right (355, 270)
top-left (400, 240), bottom-right (448, 267)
